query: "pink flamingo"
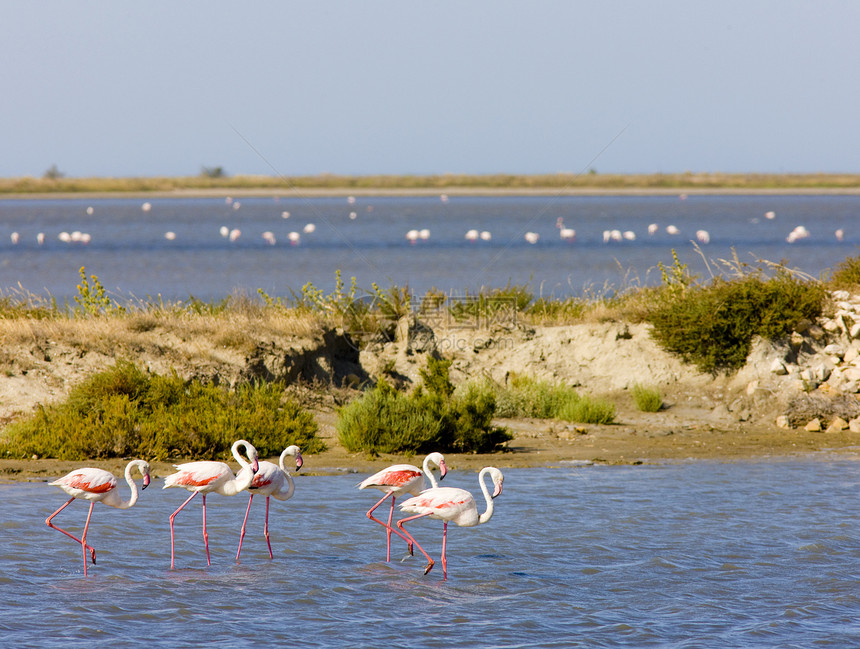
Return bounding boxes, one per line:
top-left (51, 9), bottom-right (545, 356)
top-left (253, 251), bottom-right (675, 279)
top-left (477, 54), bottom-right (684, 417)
top-left (163, 439), bottom-right (259, 568)
top-left (235, 445), bottom-right (303, 560)
top-left (397, 466), bottom-right (504, 579)
top-left (46, 460), bottom-right (151, 576)
top-left (358, 452), bottom-right (448, 561)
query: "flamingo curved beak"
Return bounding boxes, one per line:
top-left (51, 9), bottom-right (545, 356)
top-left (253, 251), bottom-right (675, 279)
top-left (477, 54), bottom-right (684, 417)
top-left (295, 455), bottom-right (304, 472)
top-left (439, 460), bottom-right (448, 481)
top-left (251, 458), bottom-right (260, 474)
top-left (142, 475), bottom-right (151, 489)
top-left (492, 481), bottom-right (503, 498)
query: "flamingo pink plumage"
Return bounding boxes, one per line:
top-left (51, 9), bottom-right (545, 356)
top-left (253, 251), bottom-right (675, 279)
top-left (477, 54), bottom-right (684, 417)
top-left (358, 452), bottom-right (448, 561)
top-left (46, 459), bottom-right (151, 576)
top-left (163, 439), bottom-right (259, 568)
top-left (235, 445), bottom-right (303, 560)
top-left (397, 466), bottom-right (503, 579)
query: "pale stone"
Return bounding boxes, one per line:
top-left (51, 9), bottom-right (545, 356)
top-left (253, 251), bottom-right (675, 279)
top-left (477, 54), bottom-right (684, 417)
top-left (770, 359), bottom-right (788, 375)
top-left (746, 380), bottom-right (759, 396)
top-left (849, 418), bottom-right (860, 433)
top-left (824, 344), bottom-right (845, 358)
top-left (844, 346), bottom-right (859, 364)
top-left (822, 320), bottom-right (840, 333)
top-left (775, 415), bottom-right (791, 429)
top-left (851, 322), bottom-right (860, 339)
top-left (832, 290), bottom-right (851, 301)
top-left (809, 324), bottom-right (826, 340)
top-left (826, 417), bottom-right (848, 432)
top-left (804, 418), bottom-right (822, 432)
top-left (790, 332), bottom-right (805, 350)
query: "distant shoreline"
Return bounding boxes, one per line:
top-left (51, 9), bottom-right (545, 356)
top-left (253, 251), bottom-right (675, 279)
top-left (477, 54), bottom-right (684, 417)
top-left (2, 172), bottom-right (859, 199)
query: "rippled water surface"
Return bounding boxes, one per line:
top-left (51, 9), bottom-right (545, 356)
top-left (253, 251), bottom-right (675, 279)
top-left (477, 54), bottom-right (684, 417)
top-left (1, 194), bottom-right (859, 303)
top-left (3, 460), bottom-right (860, 647)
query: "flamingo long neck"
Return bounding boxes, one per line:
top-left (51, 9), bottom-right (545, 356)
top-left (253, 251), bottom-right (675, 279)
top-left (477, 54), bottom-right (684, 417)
top-left (423, 455), bottom-right (440, 489)
top-left (113, 461), bottom-right (143, 509)
top-left (278, 449), bottom-right (296, 499)
top-left (477, 468), bottom-right (495, 525)
top-left (221, 442), bottom-right (255, 495)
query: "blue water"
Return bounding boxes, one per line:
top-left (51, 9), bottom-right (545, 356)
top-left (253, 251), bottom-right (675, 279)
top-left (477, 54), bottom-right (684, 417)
top-left (3, 459), bottom-right (860, 647)
top-left (0, 194), bottom-right (858, 304)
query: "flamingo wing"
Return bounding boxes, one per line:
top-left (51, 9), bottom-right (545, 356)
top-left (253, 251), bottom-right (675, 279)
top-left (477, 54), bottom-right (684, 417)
top-left (51, 468), bottom-right (117, 499)
top-left (358, 464), bottom-right (423, 493)
top-left (249, 461), bottom-right (281, 492)
top-left (400, 487), bottom-right (478, 526)
top-left (164, 461), bottom-right (230, 490)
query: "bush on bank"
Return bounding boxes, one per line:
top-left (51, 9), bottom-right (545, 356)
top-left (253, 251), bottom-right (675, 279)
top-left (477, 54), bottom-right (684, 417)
top-left (0, 360), bottom-right (322, 461)
top-left (337, 357), bottom-right (512, 455)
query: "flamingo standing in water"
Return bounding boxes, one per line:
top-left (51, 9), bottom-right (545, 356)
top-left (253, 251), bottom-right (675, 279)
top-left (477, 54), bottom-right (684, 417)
top-left (358, 452), bottom-right (448, 561)
top-left (235, 445), bottom-right (303, 560)
top-left (397, 466), bottom-right (504, 579)
top-left (46, 460), bottom-right (151, 576)
top-left (163, 439), bottom-right (259, 568)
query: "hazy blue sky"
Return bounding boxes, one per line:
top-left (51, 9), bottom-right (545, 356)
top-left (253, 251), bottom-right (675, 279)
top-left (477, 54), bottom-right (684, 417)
top-left (2, 1), bottom-right (859, 178)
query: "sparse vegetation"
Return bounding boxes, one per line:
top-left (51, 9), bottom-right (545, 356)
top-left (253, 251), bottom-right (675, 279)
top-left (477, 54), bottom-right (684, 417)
top-left (631, 383), bottom-right (663, 412)
top-left (827, 255), bottom-right (860, 291)
top-left (3, 172), bottom-right (860, 195)
top-left (486, 373), bottom-right (616, 425)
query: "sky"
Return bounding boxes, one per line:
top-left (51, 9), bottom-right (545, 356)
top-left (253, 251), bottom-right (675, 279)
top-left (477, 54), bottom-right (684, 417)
top-left (2, 1), bottom-right (859, 178)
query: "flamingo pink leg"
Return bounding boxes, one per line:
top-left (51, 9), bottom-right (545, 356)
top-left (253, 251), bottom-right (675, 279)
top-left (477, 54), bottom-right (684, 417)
top-left (236, 493), bottom-right (254, 561)
top-left (169, 490), bottom-right (200, 569)
top-left (80, 502), bottom-right (96, 578)
top-left (264, 497), bottom-right (273, 559)
top-left (366, 493), bottom-right (413, 560)
top-left (441, 521), bottom-right (448, 579)
top-left (201, 494), bottom-right (210, 566)
top-left (396, 512), bottom-right (435, 575)
top-left (46, 497), bottom-right (97, 575)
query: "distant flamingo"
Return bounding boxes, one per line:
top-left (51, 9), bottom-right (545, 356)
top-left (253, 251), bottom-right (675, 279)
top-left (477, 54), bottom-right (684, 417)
top-left (163, 439), bottom-right (259, 568)
top-left (358, 452), bottom-right (448, 561)
top-left (235, 445), bottom-right (303, 560)
top-left (397, 466), bottom-right (503, 579)
top-left (46, 460), bottom-right (151, 576)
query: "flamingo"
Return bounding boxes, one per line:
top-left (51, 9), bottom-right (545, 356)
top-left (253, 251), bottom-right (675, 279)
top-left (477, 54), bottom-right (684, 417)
top-left (46, 460), bottom-right (151, 576)
top-left (163, 439), bottom-right (260, 568)
top-left (235, 445), bottom-right (303, 560)
top-left (358, 452), bottom-right (448, 561)
top-left (397, 466), bottom-right (504, 579)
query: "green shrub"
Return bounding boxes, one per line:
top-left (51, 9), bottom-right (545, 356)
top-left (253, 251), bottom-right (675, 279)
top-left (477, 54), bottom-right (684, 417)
top-left (631, 383), bottom-right (663, 412)
top-left (336, 357), bottom-right (511, 455)
top-left (828, 255), bottom-right (860, 290)
top-left (0, 360), bottom-right (321, 460)
top-left (485, 373), bottom-right (616, 425)
top-left (647, 261), bottom-right (826, 374)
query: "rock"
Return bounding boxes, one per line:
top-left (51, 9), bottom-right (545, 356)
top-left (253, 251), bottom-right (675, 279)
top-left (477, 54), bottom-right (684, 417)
top-left (775, 415), bottom-right (791, 429)
top-left (808, 324), bottom-right (826, 340)
top-left (746, 380), bottom-right (759, 396)
top-left (832, 290), bottom-right (851, 301)
top-left (770, 359), bottom-right (788, 375)
top-left (824, 344), bottom-right (845, 359)
top-left (826, 417), bottom-right (848, 432)
top-left (789, 331), bottom-right (805, 350)
top-left (851, 323), bottom-right (860, 339)
top-left (850, 418), bottom-right (860, 433)
top-left (804, 418), bottom-right (822, 432)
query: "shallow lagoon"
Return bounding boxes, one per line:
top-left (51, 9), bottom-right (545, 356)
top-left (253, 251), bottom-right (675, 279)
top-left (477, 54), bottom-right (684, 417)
top-left (3, 459), bottom-right (859, 647)
top-left (1, 194), bottom-right (858, 303)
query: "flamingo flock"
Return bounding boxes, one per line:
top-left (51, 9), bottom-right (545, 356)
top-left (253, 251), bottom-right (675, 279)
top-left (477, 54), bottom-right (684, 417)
top-left (4, 198), bottom-right (849, 252)
top-left (45, 440), bottom-right (503, 580)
